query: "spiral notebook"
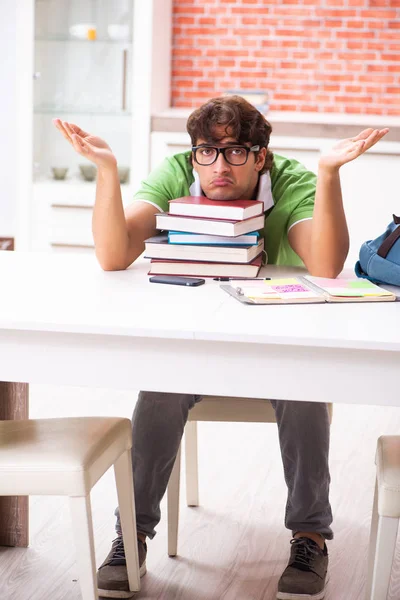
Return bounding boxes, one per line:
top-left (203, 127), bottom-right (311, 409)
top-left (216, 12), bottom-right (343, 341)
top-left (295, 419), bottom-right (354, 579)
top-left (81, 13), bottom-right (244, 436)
top-left (221, 276), bottom-right (396, 305)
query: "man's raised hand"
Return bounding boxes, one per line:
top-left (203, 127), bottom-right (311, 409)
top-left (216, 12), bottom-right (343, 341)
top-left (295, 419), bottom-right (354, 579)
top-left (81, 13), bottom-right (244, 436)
top-left (53, 119), bottom-right (117, 169)
top-left (319, 127), bottom-right (389, 171)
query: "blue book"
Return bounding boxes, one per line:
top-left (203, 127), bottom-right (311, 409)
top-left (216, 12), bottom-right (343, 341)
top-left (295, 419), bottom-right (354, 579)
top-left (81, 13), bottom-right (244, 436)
top-left (168, 231), bottom-right (260, 246)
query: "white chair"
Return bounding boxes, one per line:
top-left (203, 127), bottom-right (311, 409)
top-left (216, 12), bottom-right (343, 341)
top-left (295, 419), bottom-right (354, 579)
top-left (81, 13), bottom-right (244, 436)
top-left (167, 396), bottom-right (332, 557)
top-left (366, 435), bottom-right (400, 600)
top-left (0, 417), bottom-right (140, 600)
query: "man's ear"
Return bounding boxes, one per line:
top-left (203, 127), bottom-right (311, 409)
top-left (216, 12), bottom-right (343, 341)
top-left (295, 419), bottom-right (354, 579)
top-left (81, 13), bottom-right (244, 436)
top-left (255, 147), bottom-right (267, 172)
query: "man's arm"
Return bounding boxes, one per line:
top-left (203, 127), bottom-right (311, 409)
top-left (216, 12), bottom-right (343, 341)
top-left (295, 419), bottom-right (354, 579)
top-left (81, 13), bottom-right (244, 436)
top-left (93, 165), bottom-right (160, 271)
top-left (288, 167), bottom-right (349, 278)
top-left (288, 127), bottom-right (389, 278)
top-left (53, 119), bottom-right (161, 271)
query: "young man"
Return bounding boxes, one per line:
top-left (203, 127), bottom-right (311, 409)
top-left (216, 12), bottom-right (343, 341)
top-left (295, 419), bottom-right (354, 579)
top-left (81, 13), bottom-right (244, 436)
top-left (54, 97), bottom-right (388, 600)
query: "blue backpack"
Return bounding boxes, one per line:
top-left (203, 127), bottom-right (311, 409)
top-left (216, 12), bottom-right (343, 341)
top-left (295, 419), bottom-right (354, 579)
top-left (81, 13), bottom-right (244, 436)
top-left (355, 215), bottom-right (400, 286)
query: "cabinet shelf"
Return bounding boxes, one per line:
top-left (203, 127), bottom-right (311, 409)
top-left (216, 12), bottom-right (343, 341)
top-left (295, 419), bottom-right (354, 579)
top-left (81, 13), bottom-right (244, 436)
top-left (35, 36), bottom-right (132, 44)
top-left (34, 108), bottom-right (132, 116)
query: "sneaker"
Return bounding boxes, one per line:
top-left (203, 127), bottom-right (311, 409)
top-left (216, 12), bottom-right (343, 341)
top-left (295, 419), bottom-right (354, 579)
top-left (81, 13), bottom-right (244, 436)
top-left (97, 534), bottom-right (147, 599)
top-left (276, 537), bottom-right (328, 600)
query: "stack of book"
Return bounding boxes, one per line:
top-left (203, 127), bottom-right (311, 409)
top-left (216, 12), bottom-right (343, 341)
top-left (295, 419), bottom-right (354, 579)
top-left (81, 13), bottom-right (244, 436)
top-left (144, 196), bottom-right (266, 278)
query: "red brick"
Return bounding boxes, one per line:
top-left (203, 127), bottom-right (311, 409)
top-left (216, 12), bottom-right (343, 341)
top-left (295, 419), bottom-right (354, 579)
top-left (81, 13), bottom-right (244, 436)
top-left (175, 17), bottom-right (196, 25)
top-left (338, 52), bottom-right (377, 60)
top-left (272, 103), bottom-right (298, 110)
top-left (325, 41), bottom-right (345, 49)
top-left (335, 95), bottom-right (374, 102)
top-left (366, 86), bottom-right (384, 93)
top-left (218, 59), bottom-right (236, 67)
top-left (346, 20), bottom-right (365, 28)
top-left (379, 31), bottom-right (400, 40)
top-left (337, 31), bottom-right (376, 38)
top-left (174, 6), bottom-right (205, 14)
top-left (369, 0), bottom-right (391, 6)
top-left (315, 73), bottom-right (355, 81)
top-left (323, 85), bottom-right (341, 91)
top-left (346, 42), bottom-right (365, 49)
top-left (274, 93), bottom-right (313, 101)
top-left (299, 105), bottom-right (320, 111)
top-left (367, 42), bottom-right (385, 50)
top-left (273, 7), bottom-right (314, 16)
top-left (280, 61), bottom-right (298, 69)
top-left (360, 9), bottom-right (398, 18)
top-left (359, 74), bottom-right (395, 82)
top-left (302, 41), bottom-right (321, 49)
top-left (220, 38), bottom-right (239, 46)
top-left (366, 20), bottom-right (387, 29)
top-left (324, 20), bottom-right (343, 27)
top-left (382, 54), bottom-right (400, 61)
top-left (292, 51), bottom-right (308, 59)
top-left (316, 9), bottom-right (357, 17)
top-left (197, 81), bottom-right (216, 89)
top-left (345, 85), bottom-right (363, 92)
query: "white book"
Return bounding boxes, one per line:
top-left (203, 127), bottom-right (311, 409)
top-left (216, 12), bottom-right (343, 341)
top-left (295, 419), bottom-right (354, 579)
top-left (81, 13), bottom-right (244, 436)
top-left (168, 231), bottom-right (260, 245)
top-left (144, 234), bottom-right (264, 263)
top-left (156, 213), bottom-right (265, 237)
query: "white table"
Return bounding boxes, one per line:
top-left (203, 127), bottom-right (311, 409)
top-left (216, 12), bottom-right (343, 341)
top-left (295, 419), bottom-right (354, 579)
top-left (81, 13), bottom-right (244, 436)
top-left (0, 251), bottom-right (399, 545)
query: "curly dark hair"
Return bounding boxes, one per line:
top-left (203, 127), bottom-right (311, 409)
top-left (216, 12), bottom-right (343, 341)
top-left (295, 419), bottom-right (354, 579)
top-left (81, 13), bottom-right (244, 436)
top-left (186, 95), bottom-right (273, 174)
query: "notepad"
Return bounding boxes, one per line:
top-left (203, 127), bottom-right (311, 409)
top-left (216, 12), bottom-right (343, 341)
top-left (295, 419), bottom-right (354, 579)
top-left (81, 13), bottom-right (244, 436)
top-left (221, 276), bottom-right (396, 305)
top-left (305, 276), bottom-right (396, 300)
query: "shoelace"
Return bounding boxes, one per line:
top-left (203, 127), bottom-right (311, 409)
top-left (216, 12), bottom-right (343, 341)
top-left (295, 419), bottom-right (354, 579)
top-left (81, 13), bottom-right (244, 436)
top-left (290, 538), bottom-right (322, 572)
top-left (107, 535), bottom-right (126, 566)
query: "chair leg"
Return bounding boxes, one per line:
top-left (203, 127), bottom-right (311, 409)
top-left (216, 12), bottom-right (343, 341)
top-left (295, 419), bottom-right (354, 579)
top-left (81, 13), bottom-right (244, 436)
top-left (366, 480), bottom-right (379, 600)
top-left (167, 443), bottom-right (181, 557)
top-left (114, 450), bottom-right (141, 592)
top-left (185, 421), bottom-right (199, 507)
top-left (367, 501), bottom-right (399, 600)
top-left (68, 495), bottom-right (98, 600)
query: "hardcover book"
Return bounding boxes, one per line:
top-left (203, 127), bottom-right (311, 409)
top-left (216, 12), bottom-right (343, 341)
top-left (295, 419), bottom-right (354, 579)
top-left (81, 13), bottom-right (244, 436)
top-left (148, 255), bottom-right (263, 278)
top-left (168, 196), bottom-right (263, 221)
top-left (144, 234), bottom-right (264, 264)
top-left (155, 213), bottom-right (265, 237)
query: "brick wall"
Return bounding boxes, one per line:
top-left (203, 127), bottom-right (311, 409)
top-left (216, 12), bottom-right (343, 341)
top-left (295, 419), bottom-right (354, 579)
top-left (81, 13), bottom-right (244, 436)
top-left (171, 0), bottom-right (400, 115)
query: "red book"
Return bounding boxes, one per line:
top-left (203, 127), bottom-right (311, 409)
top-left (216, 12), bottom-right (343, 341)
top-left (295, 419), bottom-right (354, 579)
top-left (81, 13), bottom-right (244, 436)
top-left (168, 196), bottom-right (263, 221)
top-left (148, 255), bottom-right (262, 278)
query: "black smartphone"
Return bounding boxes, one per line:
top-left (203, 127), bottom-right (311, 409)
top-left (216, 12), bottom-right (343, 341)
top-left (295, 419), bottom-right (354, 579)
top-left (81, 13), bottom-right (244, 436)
top-left (149, 276), bottom-right (205, 287)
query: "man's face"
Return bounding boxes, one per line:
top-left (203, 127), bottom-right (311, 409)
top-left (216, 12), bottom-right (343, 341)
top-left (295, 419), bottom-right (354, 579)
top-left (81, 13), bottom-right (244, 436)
top-left (192, 127), bottom-right (267, 201)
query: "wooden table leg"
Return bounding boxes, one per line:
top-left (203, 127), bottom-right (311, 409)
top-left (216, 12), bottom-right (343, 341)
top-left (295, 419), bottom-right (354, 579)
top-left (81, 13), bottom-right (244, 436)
top-left (0, 382), bottom-right (29, 547)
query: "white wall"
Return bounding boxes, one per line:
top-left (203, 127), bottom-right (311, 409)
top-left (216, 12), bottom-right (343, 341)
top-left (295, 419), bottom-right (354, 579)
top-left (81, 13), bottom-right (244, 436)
top-left (0, 2), bottom-right (17, 237)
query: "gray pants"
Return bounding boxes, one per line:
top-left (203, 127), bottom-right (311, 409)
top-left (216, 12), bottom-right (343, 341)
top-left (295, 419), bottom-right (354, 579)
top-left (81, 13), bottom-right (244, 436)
top-left (116, 391), bottom-right (333, 541)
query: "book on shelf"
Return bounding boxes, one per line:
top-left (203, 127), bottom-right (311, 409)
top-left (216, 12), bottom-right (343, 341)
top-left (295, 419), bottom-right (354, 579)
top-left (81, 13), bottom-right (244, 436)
top-left (168, 230), bottom-right (260, 246)
top-left (221, 276), bottom-right (397, 305)
top-left (168, 196), bottom-right (263, 221)
top-left (144, 233), bottom-right (264, 264)
top-left (148, 255), bottom-right (262, 278)
top-left (155, 213), bottom-right (265, 237)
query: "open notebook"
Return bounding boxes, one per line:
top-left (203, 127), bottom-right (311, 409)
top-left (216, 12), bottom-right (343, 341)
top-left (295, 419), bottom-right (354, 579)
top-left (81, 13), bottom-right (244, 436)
top-left (221, 276), bottom-right (397, 305)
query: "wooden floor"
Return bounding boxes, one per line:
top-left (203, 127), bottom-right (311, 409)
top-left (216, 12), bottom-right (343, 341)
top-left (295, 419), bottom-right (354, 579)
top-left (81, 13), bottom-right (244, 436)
top-left (1, 384), bottom-right (400, 600)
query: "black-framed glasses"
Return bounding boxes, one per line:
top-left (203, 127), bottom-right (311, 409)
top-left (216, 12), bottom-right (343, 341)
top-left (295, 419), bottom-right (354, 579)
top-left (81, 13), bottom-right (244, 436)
top-left (192, 144), bottom-right (260, 166)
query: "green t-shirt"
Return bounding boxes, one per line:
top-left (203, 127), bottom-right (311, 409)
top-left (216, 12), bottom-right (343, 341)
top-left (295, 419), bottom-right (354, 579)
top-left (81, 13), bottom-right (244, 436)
top-left (133, 151), bottom-right (316, 266)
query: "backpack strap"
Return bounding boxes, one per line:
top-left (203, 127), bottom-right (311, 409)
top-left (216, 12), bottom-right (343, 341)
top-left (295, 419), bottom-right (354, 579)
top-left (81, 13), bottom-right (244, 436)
top-left (377, 214), bottom-right (400, 258)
